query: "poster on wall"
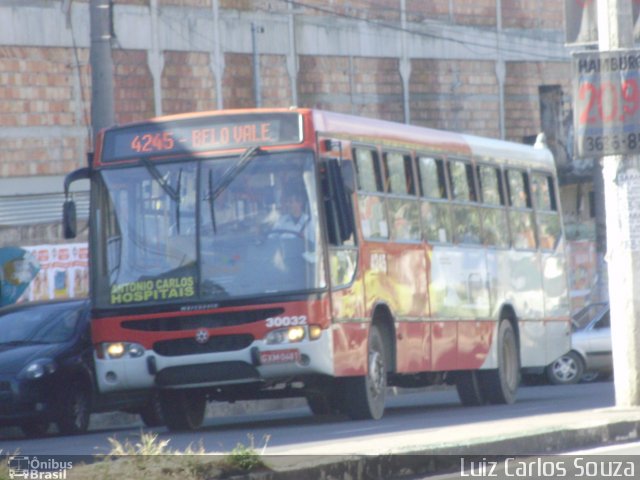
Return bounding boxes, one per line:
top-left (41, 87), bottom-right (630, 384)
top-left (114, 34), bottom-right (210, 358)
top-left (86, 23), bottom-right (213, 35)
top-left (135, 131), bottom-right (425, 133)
top-left (0, 247), bottom-right (41, 306)
top-left (19, 243), bottom-right (88, 303)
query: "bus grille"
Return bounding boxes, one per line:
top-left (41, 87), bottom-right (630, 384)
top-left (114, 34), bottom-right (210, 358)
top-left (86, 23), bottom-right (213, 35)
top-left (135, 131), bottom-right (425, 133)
top-left (122, 308), bottom-right (284, 331)
top-left (155, 361), bottom-right (260, 386)
top-left (153, 334), bottom-right (253, 356)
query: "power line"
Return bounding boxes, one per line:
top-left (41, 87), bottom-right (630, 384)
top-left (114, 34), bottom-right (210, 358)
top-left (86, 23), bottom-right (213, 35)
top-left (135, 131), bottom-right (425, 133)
top-left (67, 0), bottom-right (92, 145)
top-left (274, 0), bottom-right (567, 61)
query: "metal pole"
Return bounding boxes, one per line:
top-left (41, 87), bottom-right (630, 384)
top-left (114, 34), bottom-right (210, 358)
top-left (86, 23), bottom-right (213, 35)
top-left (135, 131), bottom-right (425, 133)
top-left (597, 0), bottom-right (640, 407)
top-left (251, 22), bottom-right (262, 108)
top-left (89, 0), bottom-right (115, 147)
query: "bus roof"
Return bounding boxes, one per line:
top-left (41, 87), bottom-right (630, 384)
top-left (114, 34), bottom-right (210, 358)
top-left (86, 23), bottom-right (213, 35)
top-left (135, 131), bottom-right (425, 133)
top-left (100, 107), bottom-right (555, 172)
top-left (310, 109), bottom-right (555, 172)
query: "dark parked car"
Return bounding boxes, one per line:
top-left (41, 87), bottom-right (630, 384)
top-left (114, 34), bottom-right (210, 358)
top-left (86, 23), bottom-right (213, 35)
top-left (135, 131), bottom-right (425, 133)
top-left (546, 302), bottom-right (612, 385)
top-left (0, 299), bottom-right (163, 437)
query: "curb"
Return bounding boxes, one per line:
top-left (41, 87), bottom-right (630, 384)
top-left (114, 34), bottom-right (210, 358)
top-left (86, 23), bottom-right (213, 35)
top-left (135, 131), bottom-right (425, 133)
top-left (226, 418), bottom-right (640, 479)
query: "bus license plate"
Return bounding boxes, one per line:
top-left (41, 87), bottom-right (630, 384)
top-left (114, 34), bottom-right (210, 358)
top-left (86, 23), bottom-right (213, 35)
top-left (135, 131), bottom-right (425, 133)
top-left (260, 349), bottom-right (300, 365)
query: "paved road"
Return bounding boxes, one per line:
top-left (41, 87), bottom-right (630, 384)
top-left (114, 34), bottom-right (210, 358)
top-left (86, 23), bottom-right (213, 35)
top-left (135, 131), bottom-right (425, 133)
top-left (0, 381), bottom-right (616, 457)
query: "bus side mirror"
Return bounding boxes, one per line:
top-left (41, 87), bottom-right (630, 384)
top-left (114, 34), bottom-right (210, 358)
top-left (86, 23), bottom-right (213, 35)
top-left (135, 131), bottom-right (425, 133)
top-left (62, 167), bottom-right (90, 239)
top-left (63, 200), bottom-right (77, 239)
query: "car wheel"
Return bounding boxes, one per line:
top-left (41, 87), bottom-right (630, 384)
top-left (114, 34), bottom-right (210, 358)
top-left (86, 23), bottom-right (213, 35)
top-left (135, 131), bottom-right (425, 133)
top-left (56, 383), bottom-right (91, 435)
top-left (20, 421), bottom-right (50, 438)
top-left (580, 371), bottom-right (600, 383)
top-left (546, 351), bottom-right (584, 385)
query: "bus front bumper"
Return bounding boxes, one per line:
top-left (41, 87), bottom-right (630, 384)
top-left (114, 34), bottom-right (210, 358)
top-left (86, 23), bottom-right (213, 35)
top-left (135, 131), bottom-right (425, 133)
top-left (95, 331), bottom-right (334, 393)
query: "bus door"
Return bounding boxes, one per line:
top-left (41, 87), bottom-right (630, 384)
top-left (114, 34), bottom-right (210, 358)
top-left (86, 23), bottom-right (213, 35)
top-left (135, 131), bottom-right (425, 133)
top-left (319, 140), bottom-right (365, 376)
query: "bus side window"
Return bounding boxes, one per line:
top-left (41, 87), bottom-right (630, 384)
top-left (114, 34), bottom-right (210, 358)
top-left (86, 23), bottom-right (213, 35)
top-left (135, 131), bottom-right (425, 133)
top-left (449, 159), bottom-right (481, 245)
top-left (506, 169), bottom-right (536, 250)
top-left (354, 147), bottom-right (388, 239)
top-left (531, 172), bottom-right (561, 250)
top-left (417, 156), bottom-right (451, 243)
top-left (384, 151), bottom-right (420, 241)
top-left (477, 164), bottom-right (509, 248)
top-left (354, 147), bottom-right (382, 192)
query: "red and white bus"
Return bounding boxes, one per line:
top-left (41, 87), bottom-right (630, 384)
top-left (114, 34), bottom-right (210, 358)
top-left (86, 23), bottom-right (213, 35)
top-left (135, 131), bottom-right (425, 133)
top-left (63, 108), bottom-right (571, 430)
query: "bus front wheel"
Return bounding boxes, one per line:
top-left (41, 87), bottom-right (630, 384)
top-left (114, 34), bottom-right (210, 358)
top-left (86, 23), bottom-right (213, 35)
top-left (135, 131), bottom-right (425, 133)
top-left (456, 371), bottom-right (485, 406)
top-left (160, 390), bottom-right (206, 431)
top-left (480, 320), bottom-right (520, 404)
top-left (343, 324), bottom-right (387, 420)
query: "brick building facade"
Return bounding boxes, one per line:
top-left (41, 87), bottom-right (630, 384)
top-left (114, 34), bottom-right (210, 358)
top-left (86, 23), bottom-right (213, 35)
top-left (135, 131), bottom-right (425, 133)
top-left (0, 0), bottom-right (584, 247)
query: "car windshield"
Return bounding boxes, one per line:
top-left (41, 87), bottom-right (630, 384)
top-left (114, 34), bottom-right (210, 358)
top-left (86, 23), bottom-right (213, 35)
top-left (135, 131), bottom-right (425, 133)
top-left (0, 303), bottom-right (83, 345)
top-left (93, 150), bottom-right (325, 308)
top-left (572, 303), bottom-right (609, 329)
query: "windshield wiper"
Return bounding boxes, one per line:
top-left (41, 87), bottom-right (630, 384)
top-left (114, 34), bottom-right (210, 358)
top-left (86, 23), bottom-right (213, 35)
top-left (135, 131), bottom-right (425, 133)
top-left (209, 146), bottom-right (260, 201)
top-left (206, 146), bottom-right (260, 234)
top-left (141, 159), bottom-right (183, 233)
top-left (0, 340), bottom-right (48, 346)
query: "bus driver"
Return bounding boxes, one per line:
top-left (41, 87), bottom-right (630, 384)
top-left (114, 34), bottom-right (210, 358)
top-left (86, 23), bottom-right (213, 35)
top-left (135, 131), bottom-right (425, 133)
top-left (270, 188), bottom-right (315, 245)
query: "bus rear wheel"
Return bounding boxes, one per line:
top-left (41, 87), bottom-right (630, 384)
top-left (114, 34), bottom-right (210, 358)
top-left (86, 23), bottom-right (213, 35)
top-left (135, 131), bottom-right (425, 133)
top-left (481, 320), bottom-right (520, 404)
top-left (343, 324), bottom-right (387, 420)
top-left (160, 390), bottom-right (206, 431)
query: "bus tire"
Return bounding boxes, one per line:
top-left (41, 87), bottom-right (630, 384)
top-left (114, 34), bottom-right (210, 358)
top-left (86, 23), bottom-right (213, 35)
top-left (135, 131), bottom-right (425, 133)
top-left (343, 324), bottom-right (387, 420)
top-left (160, 390), bottom-right (206, 431)
top-left (306, 391), bottom-right (341, 416)
top-left (480, 320), bottom-right (520, 405)
top-left (138, 393), bottom-right (165, 427)
top-left (455, 371), bottom-right (486, 406)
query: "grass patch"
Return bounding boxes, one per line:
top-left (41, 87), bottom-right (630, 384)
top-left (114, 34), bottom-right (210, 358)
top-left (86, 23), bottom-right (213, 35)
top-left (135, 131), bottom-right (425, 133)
top-left (60, 431), bottom-right (271, 479)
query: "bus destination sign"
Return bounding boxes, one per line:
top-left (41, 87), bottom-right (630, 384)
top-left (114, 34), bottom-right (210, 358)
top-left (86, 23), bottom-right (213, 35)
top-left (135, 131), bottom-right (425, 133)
top-left (101, 113), bottom-right (302, 162)
top-left (573, 49), bottom-right (640, 157)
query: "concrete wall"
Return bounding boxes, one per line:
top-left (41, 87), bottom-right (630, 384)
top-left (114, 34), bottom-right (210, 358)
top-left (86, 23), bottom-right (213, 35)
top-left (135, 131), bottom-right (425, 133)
top-left (0, 0), bottom-right (572, 243)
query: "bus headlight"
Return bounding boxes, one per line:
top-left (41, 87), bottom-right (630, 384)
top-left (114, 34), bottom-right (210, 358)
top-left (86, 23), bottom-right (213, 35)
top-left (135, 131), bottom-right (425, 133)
top-left (308, 324), bottom-right (323, 340)
top-left (99, 342), bottom-right (145, 359)
top-left (265, 326), bottom-right (306, 345)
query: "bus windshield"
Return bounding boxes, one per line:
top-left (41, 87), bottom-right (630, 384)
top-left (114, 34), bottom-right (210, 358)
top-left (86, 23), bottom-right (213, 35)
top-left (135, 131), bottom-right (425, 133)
top-left (93, 150), bottom-right (324, 309)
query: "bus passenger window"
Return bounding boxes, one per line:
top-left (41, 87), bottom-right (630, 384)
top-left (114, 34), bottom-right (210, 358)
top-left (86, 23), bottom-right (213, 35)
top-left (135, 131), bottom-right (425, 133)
top-left (384, 152), bottom-right (414, 195)
top-left (506, 169), bottom-right (536, 249)
top-left (354, 148), bottom-right (388, 240)
top-left (478, 165), bottom-right (503, 206)
top-left (451, 205), bottom-right (482, 245)
top-left (478, 165), bottom-right (509, 248)
top-left (531, 172), bottom-right (561, 250)
top-left (421, 202), bottom-right (451, 243)
top-left (507, 170), bottom-right (531, 209)
top-left (531, 173), bottom-right (555, 211)
top-left (354, 148), bottom-right (381, 192)
top-left (418, 156), bottom-right (451, 243)
top-left (449, 160), bottom-right (477, 202)
top-left (417, 156), bottom-right (447, 199)
top-left (358, 195), bottom-right (388, 239)
top-left (389, 198), bottom-right (420, 241)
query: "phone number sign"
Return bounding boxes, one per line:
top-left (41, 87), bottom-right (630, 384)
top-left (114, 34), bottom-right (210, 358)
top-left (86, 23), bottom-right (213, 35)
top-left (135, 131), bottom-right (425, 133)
top-left (573, 49), bottom-right (640, 157)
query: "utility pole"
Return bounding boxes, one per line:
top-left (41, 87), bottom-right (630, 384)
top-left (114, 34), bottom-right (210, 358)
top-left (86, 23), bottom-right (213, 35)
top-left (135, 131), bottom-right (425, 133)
top-left (89, 0), bottom-right (115, 148)
top-left (251, 22), bottom-right (263, 108)
top-left (597, 0), bottom-right (640, 406)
